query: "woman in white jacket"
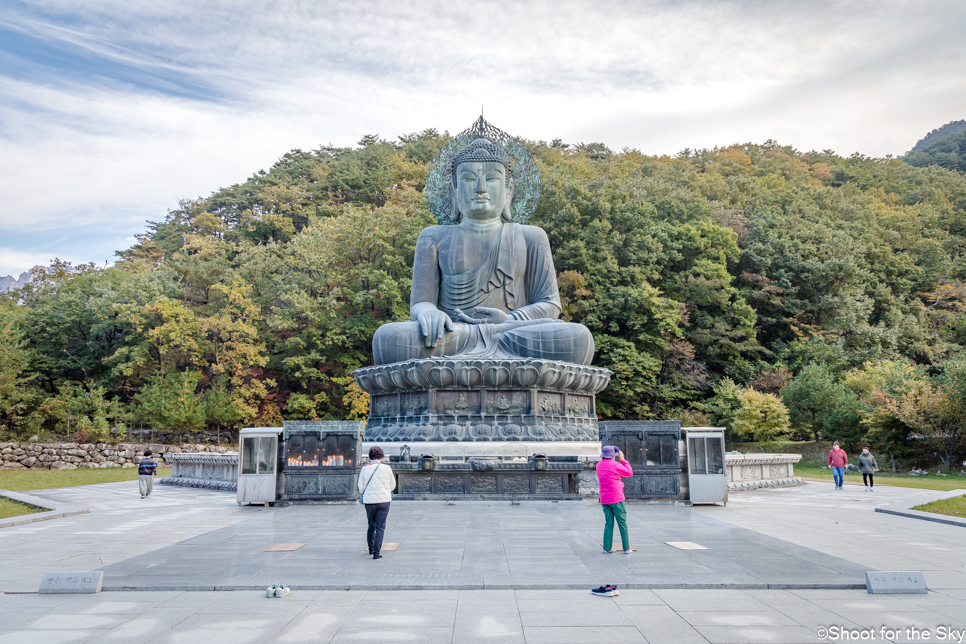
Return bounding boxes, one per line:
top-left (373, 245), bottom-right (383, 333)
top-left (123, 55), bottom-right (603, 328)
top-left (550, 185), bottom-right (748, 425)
top-left (358, 446), bottom-right (396, 559)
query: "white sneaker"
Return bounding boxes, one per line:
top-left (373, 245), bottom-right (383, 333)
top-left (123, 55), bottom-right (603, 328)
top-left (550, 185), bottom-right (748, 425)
top-left (266, 584), bottom-right (277, 598)
top-left (623, 550), bottom-right (633, 555)
top-left (275, 584), bottom-right (291, 597)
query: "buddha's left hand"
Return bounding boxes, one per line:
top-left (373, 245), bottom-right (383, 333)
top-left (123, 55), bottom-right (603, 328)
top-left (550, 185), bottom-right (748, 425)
top-left (455, 307), bottom-right (509, 324)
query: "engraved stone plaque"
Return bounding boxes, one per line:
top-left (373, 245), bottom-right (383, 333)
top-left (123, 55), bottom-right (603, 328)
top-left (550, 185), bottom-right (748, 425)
top-left (503, 475), bottom-right (530, 494)
top-left (373, 395), bottom-right (398, 417)
top-left (768, 464), bottom-right (788, 478)
top-left (404, 476), bottom-right (432, 494)
top-left (321, 475), bottom-right (351, 495)
top-left (537, 392), bottom-right (563, 415)
top-left (40, 571), bottom-right (103, 594)
top-left (485, 390), bottom-right (528, 415)
top-left (623, 475), bottom-right (643, 496)
top-left (436, 474), bottom-right (464, 493)
top-left (436, 390), bottom-right (480, 415)
top-left (865, 571), bottom-right (927, 594)
top-left (644, 474), bottom-right (679, 497)
top-left (536, 476), bottom-right (562, 494)
top-left (403, 393), bottom-right (428, 417)
top-left (288, 475), bottom-right (319, 495)
top-left (469, 474), bottom-right (497, 493)
top-left (741, 465), bottom-right (761, 480)
top-left (566, 395), bottom-right (592, 418)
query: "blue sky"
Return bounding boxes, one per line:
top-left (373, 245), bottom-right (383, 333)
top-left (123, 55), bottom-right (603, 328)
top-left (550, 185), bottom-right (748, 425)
top-left (1, 0), bottom-right (965, 275)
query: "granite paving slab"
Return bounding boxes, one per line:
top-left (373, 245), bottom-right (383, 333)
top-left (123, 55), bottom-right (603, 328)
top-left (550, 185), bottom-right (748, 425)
top-left (95, 500), bottom-right (871, 590)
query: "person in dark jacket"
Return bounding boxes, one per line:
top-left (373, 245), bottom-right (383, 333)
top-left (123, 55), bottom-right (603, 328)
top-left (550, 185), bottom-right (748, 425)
top-left (857, 447), bottom-right (878, 491)
top-left (138, 450), bottom-right (157, 498)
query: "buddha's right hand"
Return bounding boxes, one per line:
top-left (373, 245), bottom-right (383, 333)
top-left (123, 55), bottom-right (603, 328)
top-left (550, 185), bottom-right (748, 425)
top-left (416, 307), bottom-right (454, 348)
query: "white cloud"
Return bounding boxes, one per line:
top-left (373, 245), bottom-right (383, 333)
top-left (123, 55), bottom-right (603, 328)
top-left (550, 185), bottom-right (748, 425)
top-left (0, 247), bottom-right (64, 276)
top-left (1, 0), bottom-right (965, 275)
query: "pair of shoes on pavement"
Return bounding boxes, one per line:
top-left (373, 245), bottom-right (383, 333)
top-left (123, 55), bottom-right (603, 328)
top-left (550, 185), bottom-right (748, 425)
top-left (592, 585), bottom-right (619, 597)
top-left (602, 549), bottom-right (633, 555)
top-left (266, 584), bottom-right (290, 598)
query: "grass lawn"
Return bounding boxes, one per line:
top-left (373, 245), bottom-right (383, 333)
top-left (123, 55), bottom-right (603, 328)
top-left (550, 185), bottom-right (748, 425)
top-left (795, 463), bottom-right (966, 491)
top-left (0, 497), bottom-right (49, 519)
top-left (0, 467), bottom-right (172, 492)
top-left (913, 494), bottom-right (966, 518)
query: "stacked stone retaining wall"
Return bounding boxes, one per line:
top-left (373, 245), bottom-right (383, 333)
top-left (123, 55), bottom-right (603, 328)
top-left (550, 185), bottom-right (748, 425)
top-left (0, 442), bottom-right (234, 470)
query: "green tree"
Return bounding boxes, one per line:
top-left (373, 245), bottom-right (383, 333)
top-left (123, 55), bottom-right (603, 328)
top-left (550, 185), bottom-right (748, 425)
top-left (137, 371), bottom-right (206, 433)
top-left (700, 378), bottom-right (742, 428)
top-left (0, 301), bottom-right (37, 435)
top-left (781, 365), bottom-right (863, 445)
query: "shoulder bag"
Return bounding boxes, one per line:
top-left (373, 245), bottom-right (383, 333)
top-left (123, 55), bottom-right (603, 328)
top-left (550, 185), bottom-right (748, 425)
top-left (358, 463), bottom-right (381, 505)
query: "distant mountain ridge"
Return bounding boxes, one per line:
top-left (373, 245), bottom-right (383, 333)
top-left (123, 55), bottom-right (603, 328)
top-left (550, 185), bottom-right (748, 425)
top-left (0, 266), bottom-right (57, 292)
top-left (903, 120), bottom-right (966, 173)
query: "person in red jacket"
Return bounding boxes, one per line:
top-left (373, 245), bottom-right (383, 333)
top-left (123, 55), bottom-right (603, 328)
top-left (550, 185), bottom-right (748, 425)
top-left (596, 445), bottom-right (634, 554)
top-left (828, 441), bottom-right (848, 489)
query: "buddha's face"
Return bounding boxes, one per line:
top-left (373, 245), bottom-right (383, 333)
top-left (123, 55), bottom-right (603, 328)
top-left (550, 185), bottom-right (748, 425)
top-left (455, 161), bottom-right (509, 222)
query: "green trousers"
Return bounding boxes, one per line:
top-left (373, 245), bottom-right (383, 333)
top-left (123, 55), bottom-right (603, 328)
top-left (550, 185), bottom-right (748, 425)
top-left (602, 501), bottom-right (629, 551)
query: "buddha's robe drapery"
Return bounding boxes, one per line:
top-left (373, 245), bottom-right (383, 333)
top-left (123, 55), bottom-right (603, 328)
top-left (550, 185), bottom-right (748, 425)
top-left (372, 222), bottom-right (594, 365)
top-left (430, 222), bottom-right (560, 321)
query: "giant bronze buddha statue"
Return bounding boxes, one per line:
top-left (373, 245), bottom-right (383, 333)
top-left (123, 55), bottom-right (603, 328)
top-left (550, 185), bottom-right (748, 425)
top-left (372, 138), bottom-right (594, 366)
top-left (353, 118), bottom-right (610, 443)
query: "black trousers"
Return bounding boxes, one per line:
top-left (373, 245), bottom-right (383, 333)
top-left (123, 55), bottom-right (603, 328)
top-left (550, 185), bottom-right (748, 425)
top-left (365, 502), bottom-right (390, 555)
top-left (863, 473), bottom-right (874, 487)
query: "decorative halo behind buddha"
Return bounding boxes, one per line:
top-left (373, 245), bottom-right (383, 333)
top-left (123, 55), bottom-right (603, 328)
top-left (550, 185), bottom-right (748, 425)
top-left (425, 117), bottom-right (541, 225)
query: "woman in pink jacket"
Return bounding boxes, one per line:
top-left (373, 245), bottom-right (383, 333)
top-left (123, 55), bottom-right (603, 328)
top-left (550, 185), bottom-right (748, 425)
top-left (596, 445), bottom-right (634, 554)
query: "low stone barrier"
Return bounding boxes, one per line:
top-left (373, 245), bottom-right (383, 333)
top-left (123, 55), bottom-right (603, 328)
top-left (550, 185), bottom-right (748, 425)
top-left (160, 453), bottom-right (239, 491)
top-left (726, 453), bottom-right (804, 490)
top-left (0, 442), bottom-right (232, 470)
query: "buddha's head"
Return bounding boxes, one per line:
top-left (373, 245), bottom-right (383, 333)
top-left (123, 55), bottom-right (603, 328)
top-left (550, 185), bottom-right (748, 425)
top-left (450, 139), bottom-right (514, 223)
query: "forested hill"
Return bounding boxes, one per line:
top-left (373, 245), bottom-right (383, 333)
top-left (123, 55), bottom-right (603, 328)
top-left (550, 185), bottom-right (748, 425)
top-left (907, 120), bottom-right (966, 155)
top-left (904, 120), bottom-right (966, 173)
top-left (2, 131), bottom-right (965, 467)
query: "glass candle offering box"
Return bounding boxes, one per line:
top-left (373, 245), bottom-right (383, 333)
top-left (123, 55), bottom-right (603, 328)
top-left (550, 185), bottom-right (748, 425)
top-left (280, 421), bottom-right (365, 501)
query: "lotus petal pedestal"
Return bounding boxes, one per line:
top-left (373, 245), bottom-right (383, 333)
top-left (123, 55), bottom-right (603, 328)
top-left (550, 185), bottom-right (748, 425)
top-left (352, 358), bottom-right (612, 442)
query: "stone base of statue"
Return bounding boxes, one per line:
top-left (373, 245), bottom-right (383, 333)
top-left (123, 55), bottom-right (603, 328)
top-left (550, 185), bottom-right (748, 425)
top-left (352, 358), bottom-right (611, 442)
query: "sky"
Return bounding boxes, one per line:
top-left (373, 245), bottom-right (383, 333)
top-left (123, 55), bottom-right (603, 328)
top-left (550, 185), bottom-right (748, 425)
top-left (1, 0), bottom-right (965, 276)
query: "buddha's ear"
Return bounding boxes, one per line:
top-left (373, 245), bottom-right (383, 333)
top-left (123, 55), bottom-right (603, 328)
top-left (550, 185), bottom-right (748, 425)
top-left (449, 179), bottom-right (461, 223)
top-left (502, 174), bottom-right (515, 222)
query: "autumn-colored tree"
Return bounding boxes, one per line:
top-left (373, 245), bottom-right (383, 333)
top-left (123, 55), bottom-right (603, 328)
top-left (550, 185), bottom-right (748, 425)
top-left (730, 389), bottom-right (791, 442)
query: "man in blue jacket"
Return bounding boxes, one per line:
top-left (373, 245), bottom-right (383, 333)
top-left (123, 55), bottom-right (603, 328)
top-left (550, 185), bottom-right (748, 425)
top-left (139, 450), bottom-right (158, 498)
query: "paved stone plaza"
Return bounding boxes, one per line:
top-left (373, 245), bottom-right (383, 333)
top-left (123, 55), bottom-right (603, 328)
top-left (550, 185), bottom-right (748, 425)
top-left (1, 481), bottom-right (964, 642)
